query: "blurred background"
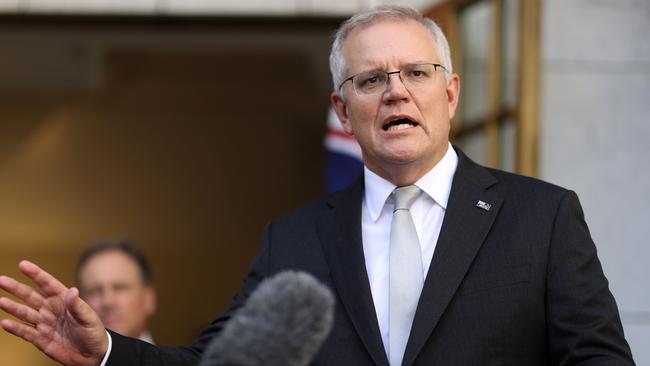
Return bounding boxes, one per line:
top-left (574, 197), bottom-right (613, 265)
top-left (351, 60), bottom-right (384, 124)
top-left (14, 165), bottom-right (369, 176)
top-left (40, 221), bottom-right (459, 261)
top-left (1, 0), bottom-right (648, 364)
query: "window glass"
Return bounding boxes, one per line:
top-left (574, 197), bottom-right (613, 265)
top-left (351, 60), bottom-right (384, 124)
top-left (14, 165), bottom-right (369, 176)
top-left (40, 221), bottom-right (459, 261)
top-left (459, 1), bottom-right (492, 126)
top-left (456, 130), bottom-right (487, 166)
top-left (499, 118), bottom-right (516, 172)
top-left (502, 0), bottom-right (519, 109)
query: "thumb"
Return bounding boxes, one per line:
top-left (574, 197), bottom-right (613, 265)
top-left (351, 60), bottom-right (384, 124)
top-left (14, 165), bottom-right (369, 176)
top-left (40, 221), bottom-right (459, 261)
top-left (64, 287), bottom-right (99, 328)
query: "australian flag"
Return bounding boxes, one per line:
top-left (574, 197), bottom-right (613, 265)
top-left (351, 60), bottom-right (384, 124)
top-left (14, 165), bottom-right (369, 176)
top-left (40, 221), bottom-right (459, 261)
top-left (324, 107), bottom-right (364, 194)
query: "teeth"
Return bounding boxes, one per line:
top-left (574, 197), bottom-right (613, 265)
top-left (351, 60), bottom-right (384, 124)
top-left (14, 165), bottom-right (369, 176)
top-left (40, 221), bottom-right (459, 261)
top-left (387, 123), bottom-right (414, 131)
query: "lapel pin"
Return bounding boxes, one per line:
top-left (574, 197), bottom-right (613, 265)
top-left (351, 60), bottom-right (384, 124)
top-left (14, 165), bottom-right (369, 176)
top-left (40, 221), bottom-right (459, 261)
top-left (476, 200), bottom-right (491, 211)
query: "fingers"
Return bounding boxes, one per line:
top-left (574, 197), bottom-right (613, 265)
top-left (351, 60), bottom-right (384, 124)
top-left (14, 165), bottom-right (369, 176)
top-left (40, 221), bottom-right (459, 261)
top-left (1, 318), bottom-right (39, 344)
top-left (18, 260), bottom-right (67, 297)
top-left (0, 275), bottom-right (45, 309)
top-left (0, 297), bottom-right (40, 325)
top-left (65, 288), bottom-right (99, 328)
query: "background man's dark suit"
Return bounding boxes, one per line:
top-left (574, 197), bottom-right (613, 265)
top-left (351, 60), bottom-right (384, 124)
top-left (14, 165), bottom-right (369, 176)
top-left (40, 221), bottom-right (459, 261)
top-left (107, 150), bottom-right (634, 365)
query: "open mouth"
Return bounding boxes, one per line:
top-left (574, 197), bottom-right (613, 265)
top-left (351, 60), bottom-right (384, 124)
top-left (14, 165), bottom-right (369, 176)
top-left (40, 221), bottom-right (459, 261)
top-left (383, 118), bottom-right (418, 131)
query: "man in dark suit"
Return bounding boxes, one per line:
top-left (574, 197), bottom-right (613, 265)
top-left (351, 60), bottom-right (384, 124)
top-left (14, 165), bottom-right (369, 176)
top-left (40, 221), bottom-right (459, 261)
top-left (0, 5), bottom-right (635, 366)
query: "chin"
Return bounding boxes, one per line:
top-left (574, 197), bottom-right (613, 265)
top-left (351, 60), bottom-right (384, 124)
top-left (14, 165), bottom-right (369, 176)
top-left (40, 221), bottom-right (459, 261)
top-left (382, 150), bottom-right (422, 165)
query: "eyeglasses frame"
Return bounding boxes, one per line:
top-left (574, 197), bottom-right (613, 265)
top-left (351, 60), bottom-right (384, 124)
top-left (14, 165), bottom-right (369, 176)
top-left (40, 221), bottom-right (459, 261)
top-left (337, 63), bottom-right (449, 96)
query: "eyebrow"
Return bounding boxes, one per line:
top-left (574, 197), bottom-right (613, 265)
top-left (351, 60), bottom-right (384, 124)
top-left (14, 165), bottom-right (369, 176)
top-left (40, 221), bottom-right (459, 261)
top-left (354, 61), bottom-right (436, 74)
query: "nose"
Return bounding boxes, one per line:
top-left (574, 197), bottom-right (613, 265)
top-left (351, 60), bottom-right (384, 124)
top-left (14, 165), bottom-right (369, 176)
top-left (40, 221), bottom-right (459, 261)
top-left (101, 288), bottom-right (117, 309)
top-left (382, 71), bottom-right (410, 103)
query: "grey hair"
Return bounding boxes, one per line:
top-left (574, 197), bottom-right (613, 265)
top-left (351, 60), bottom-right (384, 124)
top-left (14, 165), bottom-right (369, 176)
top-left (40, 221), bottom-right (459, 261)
top-left (329, 5), bottom-right (453, 93)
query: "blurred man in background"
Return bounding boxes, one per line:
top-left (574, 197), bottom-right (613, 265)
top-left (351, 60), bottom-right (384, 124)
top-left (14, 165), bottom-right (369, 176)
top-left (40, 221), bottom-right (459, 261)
top-left (76, 241), bottom-right (156, 344)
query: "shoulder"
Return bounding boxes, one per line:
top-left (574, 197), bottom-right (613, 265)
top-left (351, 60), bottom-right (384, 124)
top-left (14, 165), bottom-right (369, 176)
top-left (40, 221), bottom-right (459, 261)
top-left (483, 169), bottom-right (588, 234)
top-left (488, 167), bottom-right (569, 198)
top-left (455, 148), bottom-right (573, 204)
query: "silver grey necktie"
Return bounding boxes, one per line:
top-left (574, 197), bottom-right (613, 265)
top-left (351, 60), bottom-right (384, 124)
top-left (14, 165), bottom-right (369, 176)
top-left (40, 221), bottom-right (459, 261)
top-left (389, 185), bottom-right (424, 366)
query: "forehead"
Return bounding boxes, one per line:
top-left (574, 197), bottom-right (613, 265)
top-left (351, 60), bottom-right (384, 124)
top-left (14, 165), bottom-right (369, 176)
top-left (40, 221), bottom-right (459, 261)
top-left (341, 19), bottom-right (439, 73)
top-left (80, 250), bottom-right (142, 285)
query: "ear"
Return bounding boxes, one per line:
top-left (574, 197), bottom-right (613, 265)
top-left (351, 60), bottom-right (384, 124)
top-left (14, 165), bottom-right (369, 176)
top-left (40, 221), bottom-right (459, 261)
top-left (446, 73), bottom-right (461, 120)
top-left (143, 286), bottom-right (157, 316)
top-left (331, 91), bottom-right (354, 135)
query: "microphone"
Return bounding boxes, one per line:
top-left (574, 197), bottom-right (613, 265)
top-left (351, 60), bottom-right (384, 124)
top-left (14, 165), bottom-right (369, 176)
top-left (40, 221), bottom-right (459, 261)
top-left (199, 270), bottom-right (335, 366)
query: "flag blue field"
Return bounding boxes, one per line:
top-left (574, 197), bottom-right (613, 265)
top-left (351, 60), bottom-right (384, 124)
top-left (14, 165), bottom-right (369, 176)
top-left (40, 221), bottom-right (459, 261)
top-left (323, 107), bottom-right (363, 194)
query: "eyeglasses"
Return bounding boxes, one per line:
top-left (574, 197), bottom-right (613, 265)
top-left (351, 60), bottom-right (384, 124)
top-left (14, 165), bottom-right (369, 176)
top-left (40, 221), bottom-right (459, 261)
top-left (338, 63), bottom-right (448, 96)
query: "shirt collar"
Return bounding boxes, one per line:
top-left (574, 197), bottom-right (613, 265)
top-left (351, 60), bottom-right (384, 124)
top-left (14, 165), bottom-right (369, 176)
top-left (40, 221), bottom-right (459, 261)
top-left (139, 331), bottom-right (155, 345)
top-left (364, 143), bottom-right (458, 222)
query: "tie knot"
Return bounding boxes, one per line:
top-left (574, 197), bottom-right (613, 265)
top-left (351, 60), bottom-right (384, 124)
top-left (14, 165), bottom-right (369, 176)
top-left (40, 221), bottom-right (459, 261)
top-left (393, 185), bottom-right (421, 211)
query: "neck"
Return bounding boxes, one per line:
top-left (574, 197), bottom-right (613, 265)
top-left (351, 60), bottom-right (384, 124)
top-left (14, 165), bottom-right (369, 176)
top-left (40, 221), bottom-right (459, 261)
top-left (365, 144), bottom-right (449, 187)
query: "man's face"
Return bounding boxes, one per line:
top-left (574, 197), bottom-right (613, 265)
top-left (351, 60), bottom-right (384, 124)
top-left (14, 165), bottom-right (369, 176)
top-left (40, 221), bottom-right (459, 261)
top-left (78, 250), bottom-right (155, 338)
top-left (331, 19), bottom-right (460, 183)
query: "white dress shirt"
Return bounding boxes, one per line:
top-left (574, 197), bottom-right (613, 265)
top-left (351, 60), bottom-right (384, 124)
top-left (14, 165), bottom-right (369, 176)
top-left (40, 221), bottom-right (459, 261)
top-left (361, 143), bottom-right (458, 358)
top-left (100, 331), bottom-right (112, 366)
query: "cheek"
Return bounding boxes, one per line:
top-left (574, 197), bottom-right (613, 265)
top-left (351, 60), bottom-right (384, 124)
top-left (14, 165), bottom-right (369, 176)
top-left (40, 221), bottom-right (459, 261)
top-left (127, 294), bottom-right (148, 312)
top-left (420, 98), bottom-right (451, 129)
top-left (113, 292), bottom-right (136, 309)
top-left (87, 298), bottom-right (102, 310)
top-left (347, 105), bottom-right (378, 136)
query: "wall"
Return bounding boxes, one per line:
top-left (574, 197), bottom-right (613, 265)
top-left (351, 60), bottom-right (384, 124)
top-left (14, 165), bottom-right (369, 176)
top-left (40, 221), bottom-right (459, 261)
top-left (541, 0), bottom-right (650, 363)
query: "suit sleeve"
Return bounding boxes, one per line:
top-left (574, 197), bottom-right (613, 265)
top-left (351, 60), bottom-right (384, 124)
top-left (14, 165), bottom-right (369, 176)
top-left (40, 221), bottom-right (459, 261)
top-left (105, 224), bottom-right (273, 366)
top-left (546, 190), bottom-right (634, 365)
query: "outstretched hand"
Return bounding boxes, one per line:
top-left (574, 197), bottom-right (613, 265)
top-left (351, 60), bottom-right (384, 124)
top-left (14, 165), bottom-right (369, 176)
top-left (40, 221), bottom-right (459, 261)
top-left (0, 260), bottom-right (108, 366)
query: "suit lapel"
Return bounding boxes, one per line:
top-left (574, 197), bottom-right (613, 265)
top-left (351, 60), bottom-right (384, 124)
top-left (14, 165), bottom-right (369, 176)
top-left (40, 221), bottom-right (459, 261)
top-left (403, 151), bottom-right (503, 366)
top-left (317, 178), bottom-right (390, 366)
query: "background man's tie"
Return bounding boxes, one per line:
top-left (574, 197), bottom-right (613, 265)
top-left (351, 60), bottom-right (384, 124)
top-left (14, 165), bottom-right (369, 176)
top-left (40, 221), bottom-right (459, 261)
top-left (389, 185), bottom-right (424, 366)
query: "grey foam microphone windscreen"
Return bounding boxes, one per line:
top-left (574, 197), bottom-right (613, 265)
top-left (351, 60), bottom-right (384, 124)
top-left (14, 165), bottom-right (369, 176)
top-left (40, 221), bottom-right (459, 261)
top-left (199, 270), bottom-right (335, 366)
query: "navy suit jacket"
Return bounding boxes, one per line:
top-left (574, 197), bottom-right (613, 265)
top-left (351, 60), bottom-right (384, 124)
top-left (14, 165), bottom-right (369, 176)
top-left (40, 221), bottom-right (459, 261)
top-left (107, 150), bottom-right (634, 365)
